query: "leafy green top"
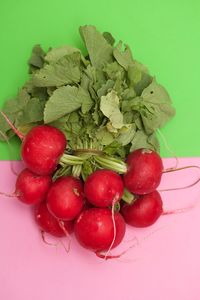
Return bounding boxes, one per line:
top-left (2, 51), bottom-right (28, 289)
top-left (0, 25), bottom-right (175, 175)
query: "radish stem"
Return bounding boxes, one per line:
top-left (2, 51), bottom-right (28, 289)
top-left (0, 111), bottom-right (24, 140)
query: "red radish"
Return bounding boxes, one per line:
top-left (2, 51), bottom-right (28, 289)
top-left (74, 208), bottom-right (126, 251)
top-left (15, 168), bottom-right (52, 205)
top-left (84, 169), bottom-right (124, 207)
top-left (21, 125), bottom-right (67, 175)
top-left (124, 148), bottom-right (163, 194)
top-left (121, 190), bottom-right (163, 227)
top-left (35, 201), bottom-right (73, 237)
top-left (47, 176), bottom-right (84, 220)
top-left (0, 112), bottom-right (67, 175)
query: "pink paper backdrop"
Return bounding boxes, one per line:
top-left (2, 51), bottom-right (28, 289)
top-left (0, 158), bottom-right (200, 300)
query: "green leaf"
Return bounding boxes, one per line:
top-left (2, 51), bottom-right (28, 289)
top-left (97, 79), bottom-right (114, 98)
top-left (17, 123), bottom-right (39, 136)
top-left (24, 80), bottom-right (48, 101)
top-left (46, 87), bottom-right (56, 97)
top-left (107, 145), bottom-right (127, 159)
top-left (112, 41), bottom-right (152, 94)
top-left (126, 60), bottom-right (152, 95)
top-left (113, 42), bottom-right (134, 70)
top-left (83, 64), bottom-right (97, 82)
top-left (103, 32), bottom-right (115, 46)
top-left (0, 113), bottom-right (15, 140)
top-left (127, 65), bottom-right (142, 86)
top-left (121, 78), bottom-right (175, 134)
top-left (117, 124), bottom-right (136, 146)
top-left (81, 160), bottom-right (94, 181)
top-left (92, 101), bottom-right (101, 125)
top-left (96, 127), bottom-right (114, 145)
top-left (66, 112), bottom-right (82, 136)
top-left (103, 141), bottom-right (122, 156)
top-left (0, 89), bottom-right (31, 139)
top-left (81, 92), bottom-right (94, 114)
top-left (49, 115), bottom-right (68, 133)
top-left (121, 97), bottom-right (140, 113)
top-left (45, 45), bottom-right (80, 62)
top-left (44, 86), bottom-right (89, 123)
top-left (134, 115), bottom-right (143, 130)
top-left (134, 73), bottom-right (153, 96)
top-left (121, 88), bottom-right (136, 100)
top-left (94, 68), bottom-right (107, 89)
top-left (123, 111), bottom-right (135, 123)
top-left (16, 98), bottom-right (44, 125)
top-left (79, 25), bottom-right (113, 68)
top-left (80, 73), bottom-right (90, 91)
top-left (32, 52), bottom-right (81, 87)
top-left (81, 65), bottom-right (100, 100)
top-left (3, 94), bottom-right (28, 114)
top-left (140, 78), bottom-right (176, 133)
top-left (102, 62), bottom-right (125, 95)
top-left (130, 130), bottom-right (160, 152)
top-left (100, 90), bottom-right (123, 129)
top-left (28, 44), bottom-right (46, 72)
top-left (103, 61), bottom-right (125, 81)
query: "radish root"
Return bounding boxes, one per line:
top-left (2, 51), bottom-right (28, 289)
top-left (160, 165), bottom-right (200, 192)
top-left (163, 205), bottom-right (195, 216)
top-left (0, 191), bottom-right (18, 198)
top-left (0, 111), bottom-right (24, 140)
top-left (58, 220), bottom-right (71, 253)
top-left (157, 128), bottom-right (179, 170)
top-left (41, 231), bottom-right (59, 247)
top-left (41, 230), bottom-right (71, 253)
top-left (103, 196), bottom-right (119, 260)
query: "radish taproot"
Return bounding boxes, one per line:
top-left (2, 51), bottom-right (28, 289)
top-left (74, 208), bottom-right (126, 251)
top-left (121, 190), bottom-right (163, 227)
top-left (21, 125), bottom-right (67, 175)
top-left (84, 169), bottom-right (124, 207)
top-left (124, 149), bottom-right (163, 195)
top-left (35, 201), bottom-right (73, 237)
top-left (47, 176), bottom-right (84, 220)
top-left (0, 113), bottom-right (67, 176)
top-left (15, 168), bottom-right (52, 205)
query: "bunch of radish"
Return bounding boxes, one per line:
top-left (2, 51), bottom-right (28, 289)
top-left (3, 118), bottom-right (168, 259)
top-left (1, 25), bottom-right (198, 260)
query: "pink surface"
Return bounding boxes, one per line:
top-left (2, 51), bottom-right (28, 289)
top-left (0, 158), bottom-right (200, 300)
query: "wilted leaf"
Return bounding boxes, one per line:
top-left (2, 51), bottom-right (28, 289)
top-left (100, 90), bottom-right (123, 129)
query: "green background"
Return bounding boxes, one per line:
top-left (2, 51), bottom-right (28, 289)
top-left (0, 0), bottom-right (199, 159)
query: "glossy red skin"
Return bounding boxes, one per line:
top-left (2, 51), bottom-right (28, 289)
top-left (47, 176), bottom-right (84, 220)
top-left (121, 191), bottom-right (163, 227)
top-left (15, 168), bottom-right (52, 205)
top-left (74, 208), bottom-right (126, 251)
top-left (21, 125), bottom-right (67, 176)
top-left (35, 202), bottom-right (73, 237)
top-left (124, 148), bottom-right (163, 194)
top-left (84, 169), bottom-right (124, 207)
